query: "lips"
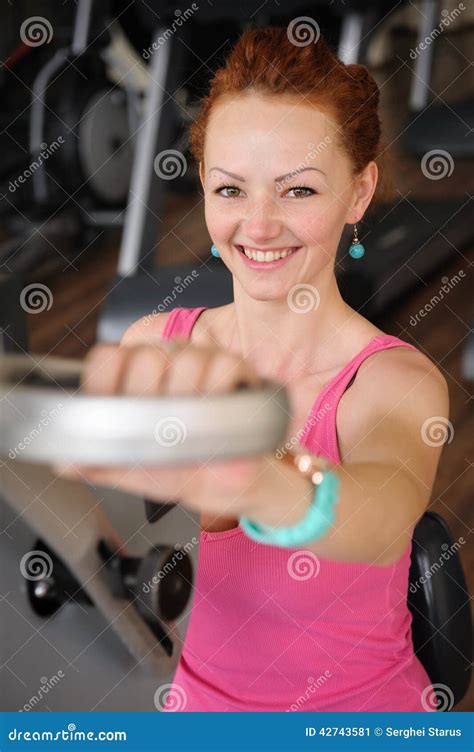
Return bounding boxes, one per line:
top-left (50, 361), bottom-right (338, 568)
top-left (239, 244), bottom-right (297, 256)
top-left (234, 244), bottom-right (302, 269)
top-left (236, 245), bottom-right (301, 257)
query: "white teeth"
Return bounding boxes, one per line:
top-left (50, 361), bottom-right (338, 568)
top-left (242, 246), bottom-right (297, 262)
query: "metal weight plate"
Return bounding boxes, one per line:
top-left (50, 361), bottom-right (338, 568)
top-left (0, 354), bottom-right (289, 466)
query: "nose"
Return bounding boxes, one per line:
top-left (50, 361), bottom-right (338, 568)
top-left (241, 194), bottom-right (282, 244)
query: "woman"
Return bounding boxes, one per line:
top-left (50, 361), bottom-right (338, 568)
top-left (57, 26), bottom-right (449, 711)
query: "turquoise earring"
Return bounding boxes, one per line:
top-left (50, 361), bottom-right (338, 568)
top-left (210, 243), bottom-right (221, 258)
top-left (349, 223), bottom-right (365, 259)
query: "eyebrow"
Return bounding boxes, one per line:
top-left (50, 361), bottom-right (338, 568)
top-left (209, 166), bottom-right (327, 181)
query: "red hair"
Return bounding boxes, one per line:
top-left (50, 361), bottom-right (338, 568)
top-left (189, 25), bottom-right (392, 205)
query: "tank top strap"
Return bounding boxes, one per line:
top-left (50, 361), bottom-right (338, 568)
top-left (161, 306), bottom-right (208, 341)
top-left (301, 334), bottom-right (419, 463)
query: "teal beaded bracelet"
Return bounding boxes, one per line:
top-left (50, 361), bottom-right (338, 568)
top-left (239, 451), bottom-right (340, 547)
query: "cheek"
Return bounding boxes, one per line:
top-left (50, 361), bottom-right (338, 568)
top-left (296, 210), bottom-right (339, 249)
top-left (204, 200), bottom-right (233, 240)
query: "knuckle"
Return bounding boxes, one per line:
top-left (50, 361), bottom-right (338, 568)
top-left (121, 344), bottom-right (170, 393)
top-left (166, 346), bottom-right (211, 394)
top-left (205, 352), bottom-right (253, 392)
top-left (81, 344), bottom-right (124, 394)
top-left (81, 342), bottom-right (261, 397)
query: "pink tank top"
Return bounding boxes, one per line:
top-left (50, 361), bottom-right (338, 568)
top-left (160, 307), bottom-right (434, 712)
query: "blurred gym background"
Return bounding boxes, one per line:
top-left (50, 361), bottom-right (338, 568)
top-left (0, 0), bottom-right (472, 712)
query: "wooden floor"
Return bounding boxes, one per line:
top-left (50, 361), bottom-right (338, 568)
top-left (21, 44), bottom-right (474, 710)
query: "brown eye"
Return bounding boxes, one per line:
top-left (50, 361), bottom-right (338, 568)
top-left (285, 186), bottom-right (316, 198)
top-left (215, 185), bottom-right (241, 198)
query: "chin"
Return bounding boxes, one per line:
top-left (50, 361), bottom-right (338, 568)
top-left (241, 285), bottom-right (289, 303)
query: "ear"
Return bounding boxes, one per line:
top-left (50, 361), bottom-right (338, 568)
top-left (348, 161), bottom-right (378, 223)
top-left (198, 161), bottom-right (205, 189)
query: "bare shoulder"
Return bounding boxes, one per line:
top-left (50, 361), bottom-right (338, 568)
top-left (338, 340), bottom-right (449, 464)
top-left (186, 303), bottom-right (234, 349)
top-left (119, 311), bottom-right (172, 346)
top-left (356, 343), bottom-right (448, 402)
top-left (119, 304), bottom-right (232, 348)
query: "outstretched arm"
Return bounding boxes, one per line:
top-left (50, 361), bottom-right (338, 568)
top-left (240, 352), bottom-right (449, 566)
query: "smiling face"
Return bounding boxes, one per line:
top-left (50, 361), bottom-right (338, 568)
top-left (200, 93), bottom-right (377, 301)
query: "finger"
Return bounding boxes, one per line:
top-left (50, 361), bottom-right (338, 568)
top-left (53, 462), bottom-right (197, 504)
top-left (81, 344), bottom-right (126, 395)
top-left (165, 345), bottom-right (215, 395)
top-left (120, 344), bottom-right (174, 395)
top-left (203, 352), bottom-right (260, 394)
top-left (163, 343), bottom-right (260, 395)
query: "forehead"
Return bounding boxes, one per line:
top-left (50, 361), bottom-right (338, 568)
top-left (204, 94), bottom-right (339, 166)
